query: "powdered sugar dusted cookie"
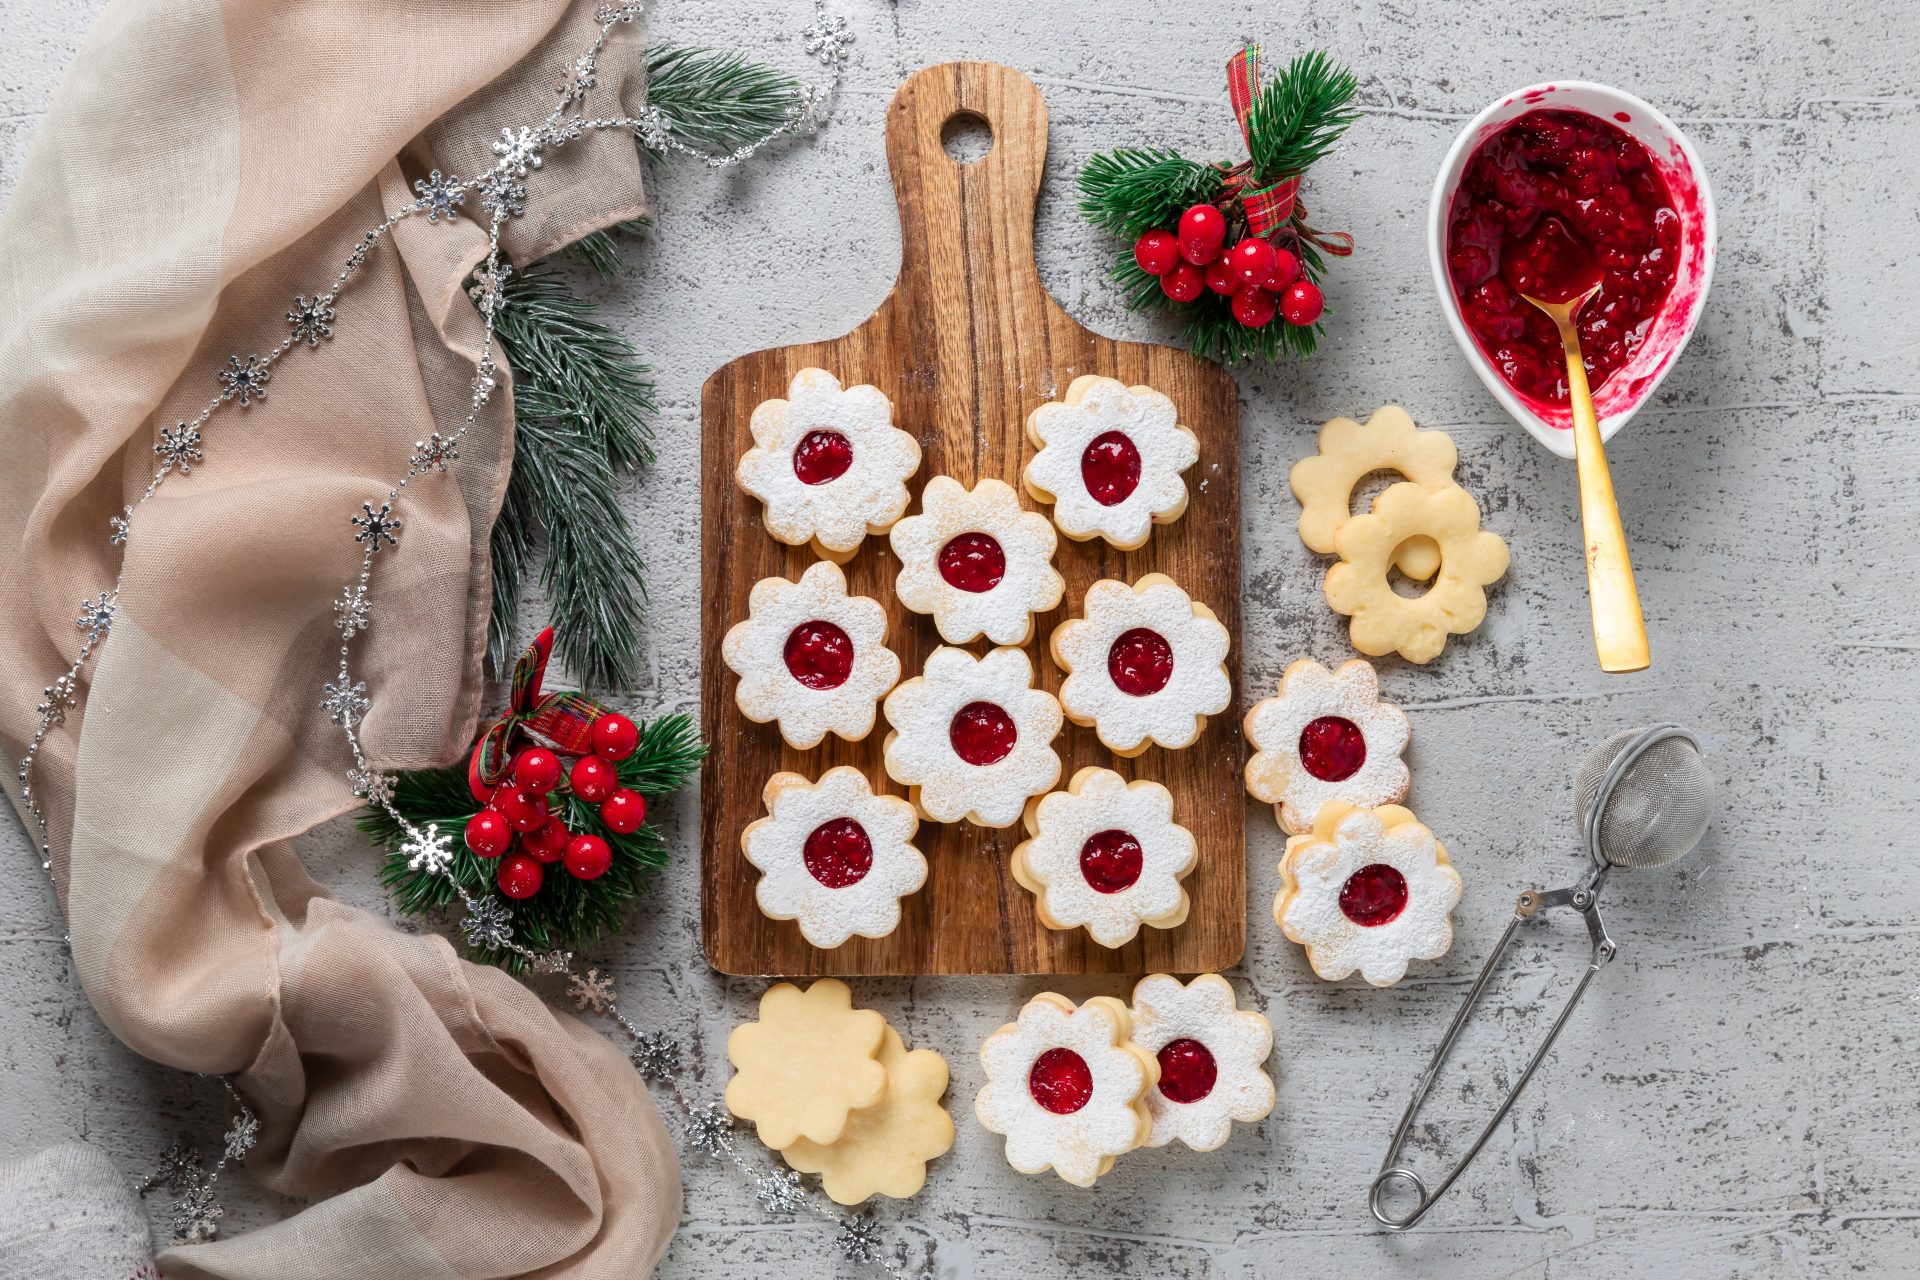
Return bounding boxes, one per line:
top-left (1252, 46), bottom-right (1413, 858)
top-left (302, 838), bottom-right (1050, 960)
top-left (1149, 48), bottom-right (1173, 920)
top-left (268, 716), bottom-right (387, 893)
top-left (882, 646), bottom-right (1063, 828)
top-left (975, 993), bottom-right (1156, 1188)
top-left (735, 368), bottom-right (921, 560)
top-left (1023, 375), bottom-right (1199, 549)
top-left (1051, 575), bottom-right (1232, 757)
top-left (890, 476), bottom-right (1064, 645)
top-left (1012, 768), bottom-right (1196, 949)
top-left (1243, 658), bottom-right (1411, 834)
top-left (726, 979), bottom-right (888, 1148)
top-left (783, 1025), bottom-right (954, 1204)
top-left (722, 559), bottom-right (900, 750)
top-left (1276, 803), bottom-right (1463, 987)
top-left (1127, 974), bottom-right (1275, 1152)
top-left (742, 768), bottom-right (926, 949)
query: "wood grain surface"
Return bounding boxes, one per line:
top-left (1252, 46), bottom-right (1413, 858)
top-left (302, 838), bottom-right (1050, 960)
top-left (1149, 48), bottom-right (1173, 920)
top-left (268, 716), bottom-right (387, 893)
top-left (699, 62), bottom-right (1244, 975)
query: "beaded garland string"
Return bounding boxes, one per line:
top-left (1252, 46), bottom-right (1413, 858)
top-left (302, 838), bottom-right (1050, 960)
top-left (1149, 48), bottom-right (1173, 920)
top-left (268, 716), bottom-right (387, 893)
top-left (12, 6), bottom-right (925, 1270)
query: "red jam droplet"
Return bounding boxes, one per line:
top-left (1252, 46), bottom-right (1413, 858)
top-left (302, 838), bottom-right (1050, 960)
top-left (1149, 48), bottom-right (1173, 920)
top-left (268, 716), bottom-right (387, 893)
top-left (1298, 716), bottom-right (1367, 782)
top-left (937, 532), bottom-right (1006, 592)
top-left (1080, 430), bottom-right (1142, 506)
top-left (1078, 829), bottom-right (1145, 894)
top-left (1028, 1046), bottom-right (1094, 1115)
top-left (802, 817), bottom-right (873, 889)
top-left (1339, 863), bottom-right (1409, 927)
top-left (1155, 1038), bottom-right (1219, 1104)
top-left (782, 619), bottom-right (854, 690)
top-left (1107, 628), bottom-right (1174, 696)
top-left (1447, 108), bottom-right (1680, 406)
top-left (949, 701), bottom-right (1017, 765)
top-left (791, 429), bottom-right (853, 485)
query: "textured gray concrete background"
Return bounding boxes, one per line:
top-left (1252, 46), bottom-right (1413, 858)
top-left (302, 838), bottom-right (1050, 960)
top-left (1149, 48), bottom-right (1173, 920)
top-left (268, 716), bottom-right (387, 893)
top-left (4, 1), bottom-right (1918, 1276)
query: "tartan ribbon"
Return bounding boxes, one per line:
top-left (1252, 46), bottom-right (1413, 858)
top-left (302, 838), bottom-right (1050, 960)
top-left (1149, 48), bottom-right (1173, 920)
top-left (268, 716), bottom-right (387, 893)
top-left (1224, 42), bottom-right (1352, 256)
top-left (467, 626), bottom-right (606, 800)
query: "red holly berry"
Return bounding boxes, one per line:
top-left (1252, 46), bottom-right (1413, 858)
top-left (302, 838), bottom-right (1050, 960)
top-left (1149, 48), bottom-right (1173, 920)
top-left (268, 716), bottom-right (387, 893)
top-left (1176, 204), bottom-right (1227, 265)
top-left (570, 753), bottom-right (617, 803)
top-left (1226, 237), bottom-right (1278, 286)
top-left (497, 785), bottom-right (550, 833)
top-left (600, 788), bottom-right (646, 834)
top-left (1159, 262), bottom-right (1204, 303)
top-left (496, 853), bottom-right (544, 899)
top-left (523, 817), bottom-right (570, 863)
top-left (511, 746), bottom-right (563, 793)
top-left (464, 810), bottom-right (513, 859)
top-left (1231, 285), bottom-right (1278, 328)
top-left (1132, 228), bottom-right (1180, 276)
top-left (1203, 258), bottom-right (1240, 296)
top-left (564, 833), bottom-right (613, 881)
top-left (1262, 247), bottom-right (1301, 291)
top-left (590, 712), bottom-right (639, 762)
top-left (1280, 279), bottom-right (1325, 326)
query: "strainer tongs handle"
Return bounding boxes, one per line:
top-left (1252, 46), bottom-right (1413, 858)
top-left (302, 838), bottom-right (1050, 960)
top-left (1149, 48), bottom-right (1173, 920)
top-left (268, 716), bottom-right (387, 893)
top-left (1368, 869), bottom-right (1617, 1230)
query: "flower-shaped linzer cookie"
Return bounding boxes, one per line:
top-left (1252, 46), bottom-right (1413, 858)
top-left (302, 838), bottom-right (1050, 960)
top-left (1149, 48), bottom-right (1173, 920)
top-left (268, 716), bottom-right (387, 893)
top-left (1243, 658), bottom-right (1411, 834)
top-left (975, 993), bottom-right (1156, 1187)
top-left (1289, 405), bottom-right (1459, 579)
top-left (1023, 375), bottom-right (1199, 549)
top-left (890, 476), bottom-right (1065, 645)
top-left (722, 560), bottom-right (900, 749)
top-left (742, 768), bottom-right (927, 949)
top-left (783, 1026), bottom-right (955, 1204)
top-left (1275, 803), bottom-right (1463, 987)
top-left (1051, 575), bottom-right (1232, 757)
top-left (1128, 973), bottom-right (1275, 1152)
top-left (883, 646), bottom-right (1063, 828)
top-left (735, 368), bottom-right (922, 560)
top-left (727, 979), bottom-right (889, 1147)
top-left (1324, 482), bottom-right (1509, 664)
top-left (1012, 768), bottom-right (1196, 949)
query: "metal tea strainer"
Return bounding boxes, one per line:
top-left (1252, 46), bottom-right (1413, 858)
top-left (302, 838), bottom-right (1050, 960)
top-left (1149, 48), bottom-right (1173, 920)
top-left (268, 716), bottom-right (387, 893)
top-left (1369, 724), bottom-right (1715, 1229)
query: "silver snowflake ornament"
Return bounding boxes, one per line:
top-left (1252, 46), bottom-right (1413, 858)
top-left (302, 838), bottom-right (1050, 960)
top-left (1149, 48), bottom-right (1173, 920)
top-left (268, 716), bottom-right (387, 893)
top-left (334, 585), bottom-right (371, 637)
top-left (109, 505), bottom-right (132, 545)
top-left (835, 1211), bottom-right (884, 1264)
top-left (413, 169), bottom-right (465, 224)
top-left (628, 1031), bottom-right (682, 1082)
top-left (75, 592), bottom-right (115, 638)
top-left (558, 54), bottom-right (598, 103)
top-left (287, 293), bottom-right (336, 347)
top-left (169, 1180), bottom-right (222, 1245)
top-left (568, 967), bottom-right (617, 1014)
top-left (143, 1137), bottom-right (203, 1193)
top-left (472, 357), bottom-right (499, 406)
top-left (351, 501), bottom-right (402, 553)
top-left (222, 1109), bottom-right (260, 1163)
top-left (467, 262), bottom-right (513, 317)
top-left (532, 948), bottom-right (574, 975)
top-left (401, 822), bottom-right (455, 876)
top-left (459, 896), bottom-right (514, 952)
top-left (411, 432), bottom-right (459, 473)
top-left (596, 2), bottom-right (643, 23)
top-left (36, 674), bottom-right (78, 727)
top-left (217, 354), bottom-right (270, 406)
top-left (477, 171), bottom-right (527, 221)
top-left (491, 126), bottom-right (546, 178)
top-left (682, 1103), bottom-right (734, 1157)
top-left (156, 422), bottom-right (204, 474)
top-left (348, 766), bottom-right (394, 807)
top-left (321, 678), bottom-right (370, 728)
top-left (803, 6), bottom-right (853, 64)
top-left (753, 1168), bottom-right (807, 1215)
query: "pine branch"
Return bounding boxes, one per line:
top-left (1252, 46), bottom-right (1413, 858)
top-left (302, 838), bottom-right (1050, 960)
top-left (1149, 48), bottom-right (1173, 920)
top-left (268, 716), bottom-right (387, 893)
top-left (1245, 51), bottom-right (1359, 180)
top-left (643, 45), bottom-right (804, 157)
top-left (1077, 149), bottom-right (1225, 239)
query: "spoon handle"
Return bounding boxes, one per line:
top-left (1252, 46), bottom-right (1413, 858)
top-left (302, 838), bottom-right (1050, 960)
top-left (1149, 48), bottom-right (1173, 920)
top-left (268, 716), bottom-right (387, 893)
top-left (1557, 324), bottom-right (1651, 673)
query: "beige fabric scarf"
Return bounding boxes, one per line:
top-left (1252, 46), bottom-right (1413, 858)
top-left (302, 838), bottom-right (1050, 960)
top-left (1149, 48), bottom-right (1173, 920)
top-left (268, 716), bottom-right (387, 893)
top-left (0, 1), bottom-right (680, 1275)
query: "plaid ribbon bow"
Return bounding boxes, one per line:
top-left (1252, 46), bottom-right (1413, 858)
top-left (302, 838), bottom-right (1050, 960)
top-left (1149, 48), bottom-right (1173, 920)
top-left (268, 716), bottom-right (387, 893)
top-left (1225, 43), bottom-right (1354, 256)
top-left (467, 627), bottom-right (606, 800)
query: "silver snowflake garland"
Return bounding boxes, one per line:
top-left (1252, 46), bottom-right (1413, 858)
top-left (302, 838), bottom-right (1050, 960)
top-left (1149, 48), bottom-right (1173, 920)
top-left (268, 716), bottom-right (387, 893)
top-left (401, 822), bottom-right (454, 875)
top-left (347, 766), bottom-right (394, 806)
top-left (75, 592), bottom-right (115, 637)
top-left (413, 169), bottom-right (465, 223)
top-left (468, 262), bottom-right (513, 317)
top-left (351, 501), bottom-right (402, 553)
top-left (459, 896), bottom-right (514, 952)
top-left (491, 125), bottom-right (546, 178)
top-left (146, 1138), bottom-right (203, 1192)
top-left (109, 505), bottom-right (132, 545)
top-left (217, 354), bottom-right (270, 406)
top-left (835, 1212), bottom-right (884, 1264)
top-left (628, 1031), bottom-right (682, 1082)
top-left (222, 1109), bottom-right (260, 1163)
top-left (36, 675), bottom-right (78, 727)
top-left (753, 1168), bottom-right (807, 1215)
top-left (595, 2), bottom-right (643, 23)
top-left (532, 948), bottom-right (574, 975)
top-left (683, 1103), bottom-right (734, 1158)
top-left (320, 678), bottom-right (370, 728)
top-left (802, 8), bottom-right (853, 64)
top-left (477, 171), bottom-right (527, 221)
top-left (558, 54), bottom-right (598, 103)
top-left (287, 293), bottom-right (336, 347)
top-left (334, 585), bottom-right (371, 637)
top-left (170, 1180), bottom-right (222, 1245)
top-left (156, 422), bottom-right (204, 474)
top-left (472, 356), bottom-right (499, 405)
top-left (567, 967), bottom-right (617, 1014)
top-left (410, 432), bottom-right (458, 473)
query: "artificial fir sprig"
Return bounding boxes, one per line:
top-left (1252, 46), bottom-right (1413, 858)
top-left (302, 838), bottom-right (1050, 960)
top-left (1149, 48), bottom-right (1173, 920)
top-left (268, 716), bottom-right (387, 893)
top-left (1078, 149), bottom-right (1226, 240)
top-left (1243, 51), bottom-right (1361, 180)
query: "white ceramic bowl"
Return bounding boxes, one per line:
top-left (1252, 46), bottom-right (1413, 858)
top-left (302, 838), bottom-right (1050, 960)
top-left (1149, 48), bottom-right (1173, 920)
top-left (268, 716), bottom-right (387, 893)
top-left (1428, 81), bottom-right (1716, 459)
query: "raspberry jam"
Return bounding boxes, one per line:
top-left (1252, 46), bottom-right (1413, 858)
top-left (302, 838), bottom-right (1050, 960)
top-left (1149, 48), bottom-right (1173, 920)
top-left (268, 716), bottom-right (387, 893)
top-left (1028, 1046), bottom-right (1094, 1115)
top-left (802, 817), bottom-right (873, 888)
top-left (1298, 716), bottom-right (1367, 782)
top-left (1080, 430), bottom-right (1142, 506)
top-left (791, 429), bottom-right (853, 485)
top-left (949, 700), bottom-right (1017, 765)
top-left (1447, 109), bottom-right (1680, 407)
top-left (1078, 829), bottom-right (1145, 894)
top-left (1107, 628), bottom-right (1174, 697)
top-left (782, 620), bottom-right (854, 690)
top-left (938, 532), bottom-right (1006, 592)
top-left (1155, 1038), bottom-right (1219, 1104)
top-left (1339, 862), bottom-right (1409, 927)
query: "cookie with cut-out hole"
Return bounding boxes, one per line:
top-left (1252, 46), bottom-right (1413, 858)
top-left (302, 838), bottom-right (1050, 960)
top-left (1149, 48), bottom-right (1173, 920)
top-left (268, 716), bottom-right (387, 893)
top-left (1323, 482), bottom-right (1509, 664)
top-left (1023, 375), bottom-right (1199, 549)
top-left (1289, 405), bottom-right (1459, 579)
top-left (1011, 768), bottom-right (1196, 949)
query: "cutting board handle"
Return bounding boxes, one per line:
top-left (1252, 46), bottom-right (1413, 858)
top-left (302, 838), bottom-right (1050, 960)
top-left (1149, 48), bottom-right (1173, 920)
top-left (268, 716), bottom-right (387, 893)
top-left (882, 62), bottom-right (1055, 333)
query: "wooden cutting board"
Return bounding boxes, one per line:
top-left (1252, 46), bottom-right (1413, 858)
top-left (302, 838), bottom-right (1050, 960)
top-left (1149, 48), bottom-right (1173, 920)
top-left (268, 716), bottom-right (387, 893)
top-left (699, 61), bottom-right (1243, 975)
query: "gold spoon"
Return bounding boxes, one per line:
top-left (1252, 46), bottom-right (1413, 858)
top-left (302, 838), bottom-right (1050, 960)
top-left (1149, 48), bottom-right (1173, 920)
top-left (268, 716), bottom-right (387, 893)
top-left (1509, 221), bottom-right (1650, 674)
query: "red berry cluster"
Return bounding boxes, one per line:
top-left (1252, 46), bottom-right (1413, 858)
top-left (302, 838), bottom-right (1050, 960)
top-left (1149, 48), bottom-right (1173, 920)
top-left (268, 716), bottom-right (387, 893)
top-left (1133, 204), bottom-right (1324, 329)
top-left (461, 712), bottom-right (647, 900)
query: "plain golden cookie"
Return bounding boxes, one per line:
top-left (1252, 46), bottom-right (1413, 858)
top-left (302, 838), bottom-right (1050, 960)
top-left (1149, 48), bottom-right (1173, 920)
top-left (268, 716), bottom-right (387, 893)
top-left (1289, 405), bottom-right (1458, 580)
top-left (1324, 482), bottom-right (1509, 664)
top-left (782, 1025), bottom-right (955, 1204)
top-left (725, 978), bottom-right (888, 1148)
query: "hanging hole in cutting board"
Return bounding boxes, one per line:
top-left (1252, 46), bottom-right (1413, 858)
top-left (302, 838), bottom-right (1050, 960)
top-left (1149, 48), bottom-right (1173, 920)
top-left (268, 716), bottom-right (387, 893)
top-left (941, 110), bottom-right (994, 164)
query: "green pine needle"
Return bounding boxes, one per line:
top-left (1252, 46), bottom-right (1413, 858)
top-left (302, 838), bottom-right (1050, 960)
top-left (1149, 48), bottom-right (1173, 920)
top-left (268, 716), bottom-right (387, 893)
top-left (1077, 149), bottom-right (1225, 239)
top-left (1245, 51), bottom-right (1359, 181)
top-left (643, 45), bottom-right (804, 157)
